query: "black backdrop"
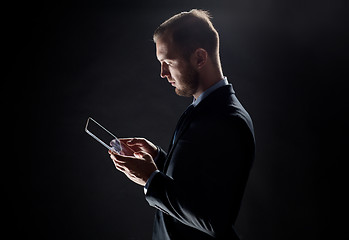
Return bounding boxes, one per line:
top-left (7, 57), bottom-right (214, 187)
top-left (6, 0), bottom-right (346, 239)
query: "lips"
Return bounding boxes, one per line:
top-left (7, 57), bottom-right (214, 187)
top-left (168, 80), bottom-right (175, 86)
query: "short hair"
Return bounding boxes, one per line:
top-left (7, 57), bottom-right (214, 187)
top-left (153, 9), bottom-right (220, 64)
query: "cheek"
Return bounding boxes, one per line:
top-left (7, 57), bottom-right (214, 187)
top-left (170, 64), bottom-right (188, 79)
top-left (166, 66), bottom-right (178, 79)
top-left (170, 69), bottom-right (180, 79)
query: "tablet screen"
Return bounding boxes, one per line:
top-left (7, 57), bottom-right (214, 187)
top-left (85, 117), bottom-right (122, 153)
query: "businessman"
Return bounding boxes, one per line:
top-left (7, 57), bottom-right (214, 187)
top-left (109, 9), bottom-right (255, 239)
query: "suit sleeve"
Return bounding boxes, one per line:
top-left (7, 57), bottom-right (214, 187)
top-left (145, 115), bottom-right (255, 238)
top-left (154, 146), bottom-right (167, 170)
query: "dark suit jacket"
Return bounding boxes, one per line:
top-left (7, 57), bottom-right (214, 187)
top-left (145, 84), bottom-right (255, 239)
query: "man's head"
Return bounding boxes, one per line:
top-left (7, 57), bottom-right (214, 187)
top-left (154, 9), bottom-right (222, 98)
top-left (154, 9), bottom-right (220, 65)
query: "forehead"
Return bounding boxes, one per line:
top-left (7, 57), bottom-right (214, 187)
top-left (155, 35), bottom-right (180, 61)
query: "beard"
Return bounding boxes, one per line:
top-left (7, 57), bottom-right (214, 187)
top-left (174, 67), bottom-right (199, 97)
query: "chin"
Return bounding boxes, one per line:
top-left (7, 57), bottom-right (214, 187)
top-left (175, 88), bottom-right (193, 97)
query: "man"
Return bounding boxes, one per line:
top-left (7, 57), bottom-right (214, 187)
top-left (109, 9), bottom-right (255, 239)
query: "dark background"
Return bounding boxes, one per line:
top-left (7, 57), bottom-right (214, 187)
top-left (5, 0), bottom-right (346, 239)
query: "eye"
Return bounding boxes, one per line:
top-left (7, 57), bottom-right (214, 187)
top-left (160, 59), bottom-right (175, 68)
top-left (166, 60), bottom-right (174, 66)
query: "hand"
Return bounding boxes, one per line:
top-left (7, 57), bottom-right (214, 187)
top-left (117, 137), bottom-right (158, 158)
top-left (109, 150), bottom-right (158, 186)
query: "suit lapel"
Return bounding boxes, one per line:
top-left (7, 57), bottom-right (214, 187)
top-left (161, 85), bottom-right (235, 173)
top-left (163, 107), bottom-right (196, 172)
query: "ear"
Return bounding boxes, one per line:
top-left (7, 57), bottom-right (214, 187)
top-left (191, 48), bottom-right (208, 70)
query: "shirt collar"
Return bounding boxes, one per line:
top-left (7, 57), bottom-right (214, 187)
top-left (192, 77), bottom-right (229, 107)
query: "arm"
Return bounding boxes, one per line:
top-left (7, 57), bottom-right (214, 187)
top-left (145, 116), bottom-right (255, 237)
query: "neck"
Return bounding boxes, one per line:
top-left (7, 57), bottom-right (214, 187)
top-left (193, 65), bottom-right (224, 99)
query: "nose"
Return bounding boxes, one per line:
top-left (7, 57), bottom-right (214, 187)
top-left (160, 62), bottom-right (170, 79)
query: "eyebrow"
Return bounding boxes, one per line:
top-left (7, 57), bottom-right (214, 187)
top-left (157, 55), bottom-right (169, 63)
top-left (157, 56), bottom-right (165, 62)
top-left (157, 49), bottom-right (177, 63)
top-left (156, 51), bottom-right (167, 62)
top-left (158, 58), bottom-right (172, 62)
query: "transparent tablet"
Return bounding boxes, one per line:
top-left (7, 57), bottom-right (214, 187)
top-left (85, 117), bottom-right (122, 153)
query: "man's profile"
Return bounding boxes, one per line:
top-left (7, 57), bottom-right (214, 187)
top-left (109, 9), bottom-right (255, 239)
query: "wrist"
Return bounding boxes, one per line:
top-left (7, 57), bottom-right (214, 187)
top-left (144, 170), bottom-right (160, 194)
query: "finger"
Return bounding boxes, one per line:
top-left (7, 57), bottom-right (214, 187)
top-left (108, 149), bottom-right (118, 155)
top-left (115, 152), bottom-right (135, 162)
top-left (133, 151), bottom-right (153, 162)
top-left (112, 155), bottom-right (132, 172)
top-left (114, 162), bottom-right (126, 172)
top-left (119, 138), bottom-right (143, 154)
top-left (109, 152), bottom-right (128, 163)
top-left (120, 141), bottom-right (136, 156)
top-left (110, 139), bottom-right (119, 147)
top-left (119, 138), bottom-right (134, 143)
top-left (125, 137), bottom-right (146, 146)
top-left (114, 162), bottom-right (128, 175)
top-left (119, 138), bottom-right (140, 147)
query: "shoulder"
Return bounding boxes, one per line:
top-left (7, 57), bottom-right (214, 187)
top-left (190, 109), bottom-right (252, 140)
top-left (192, 86), bottom-right (254, 137)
